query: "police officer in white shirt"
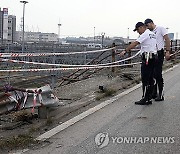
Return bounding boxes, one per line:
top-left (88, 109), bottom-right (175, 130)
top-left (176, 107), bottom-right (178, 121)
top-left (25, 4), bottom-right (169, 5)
top-left (120, 22), bottom-right (157, 105)
top-left (144, 19), bottom-right (171, 101)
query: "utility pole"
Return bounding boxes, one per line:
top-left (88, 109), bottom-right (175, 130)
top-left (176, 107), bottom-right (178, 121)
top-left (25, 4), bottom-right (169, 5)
top-left (20, 1), bottom-right (28, 53)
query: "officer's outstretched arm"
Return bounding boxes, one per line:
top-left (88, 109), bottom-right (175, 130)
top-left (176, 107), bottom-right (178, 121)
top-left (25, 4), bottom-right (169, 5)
top-left (120, 41), bottom-right (140, 57)
top-left (125, 41), bottom-right (140, 53)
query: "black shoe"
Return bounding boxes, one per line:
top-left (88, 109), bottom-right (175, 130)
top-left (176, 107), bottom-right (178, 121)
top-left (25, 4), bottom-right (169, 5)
top-left (155, 95), bottom-right (164, 101)
top-left (135, 98), bottom-right (152, 105)
top-left (152, 94), bottom-right (157, 99)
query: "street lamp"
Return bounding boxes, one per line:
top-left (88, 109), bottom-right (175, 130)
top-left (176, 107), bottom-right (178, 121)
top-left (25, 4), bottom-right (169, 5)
top-left (58, 23), bottom-right (62, 43)
top-left (20, 1), bottom-right (28, 53)
top-left (166, 27), bottom-right (169, 32)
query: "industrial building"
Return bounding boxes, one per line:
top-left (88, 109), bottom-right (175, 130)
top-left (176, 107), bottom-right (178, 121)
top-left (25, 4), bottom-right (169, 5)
top-left (0, 8), bottom-right (16, 44)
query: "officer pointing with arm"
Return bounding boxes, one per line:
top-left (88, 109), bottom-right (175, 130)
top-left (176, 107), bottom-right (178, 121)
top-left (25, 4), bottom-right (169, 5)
top-left (144, 19), bottom-right (171, 101)
top-left (120, 22), bottom-right (157, 105)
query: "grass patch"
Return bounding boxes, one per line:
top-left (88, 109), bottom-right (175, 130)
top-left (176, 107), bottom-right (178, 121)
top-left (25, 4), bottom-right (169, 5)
top-left (29, 126), bottom-right (40, 134)
top-left (103, 89), bottom-right (117, 97)
top-left (134, 77), bottom-right (141, 84)
top-left (46, 117), bottom-right (53, 126)
top-left (172, 59), bottom-right (180, 65)
top-left (12, 110), bottom-right (32, 122)
top-left (96, 88), bottom-right (117, 101)
top-left (0, 134), bottom-right (38, 150)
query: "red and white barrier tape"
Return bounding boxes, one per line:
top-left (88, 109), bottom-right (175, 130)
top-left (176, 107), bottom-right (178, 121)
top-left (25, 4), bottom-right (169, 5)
top-left (0, 62), bottom-right (142, 73)
top-left (0, 50), bottom-right (141, 67)
top-left (22, 93), bottom-right (28, 109)
top-left (32, 93), bottom-right (37, 112)
top-left (170, 50), bottom-right (180, 57)
top-left (0, 47), bottom-right (115, 58)
top-left (170, 46), bottom-right (180, 49)
top-left (1, 49), bottom-right (179, 72)
top-left (116, 48), bottom-right (140, 52)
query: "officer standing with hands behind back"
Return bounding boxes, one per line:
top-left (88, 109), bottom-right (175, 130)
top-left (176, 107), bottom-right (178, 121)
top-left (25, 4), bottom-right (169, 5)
top-left (120, 22), bottom-right (157, 105)
top-left (144, 19), bottom-right (171, 101)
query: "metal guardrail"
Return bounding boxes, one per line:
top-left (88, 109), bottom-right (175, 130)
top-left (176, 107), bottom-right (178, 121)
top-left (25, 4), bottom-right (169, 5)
top-left (0, 85), bottom-right (60, 116)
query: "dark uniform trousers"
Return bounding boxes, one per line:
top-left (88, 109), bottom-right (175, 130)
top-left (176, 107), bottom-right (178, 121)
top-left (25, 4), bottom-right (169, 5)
top-left (141, 54), bottom-right (156, 101)
top-left (153, 49), bottom-right (164, 97)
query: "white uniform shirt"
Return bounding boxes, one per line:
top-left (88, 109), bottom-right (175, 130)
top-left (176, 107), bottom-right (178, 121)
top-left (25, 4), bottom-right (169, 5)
top-left (153, 26), bottom-right (168, 50)
top-left (136, 29), bottom-right (157, 54)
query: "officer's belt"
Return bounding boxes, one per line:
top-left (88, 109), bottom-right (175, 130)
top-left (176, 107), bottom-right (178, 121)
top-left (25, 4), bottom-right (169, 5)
top-left (141, 52), bottom-right (157, 59)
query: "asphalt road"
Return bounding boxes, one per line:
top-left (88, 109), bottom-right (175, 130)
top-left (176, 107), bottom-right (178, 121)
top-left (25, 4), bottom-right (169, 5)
top-left (25, 64), bottom-right (180, 154)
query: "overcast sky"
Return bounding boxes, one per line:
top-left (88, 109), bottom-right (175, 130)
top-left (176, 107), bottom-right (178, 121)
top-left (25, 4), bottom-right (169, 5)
top-left (1, 0), bottom-right (180, 39)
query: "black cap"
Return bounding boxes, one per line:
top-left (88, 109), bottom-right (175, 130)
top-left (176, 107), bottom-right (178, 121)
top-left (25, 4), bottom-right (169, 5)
top-left (133, 22), bottom-right (145, 31)
top-left (144, 18), bottom-right (153, 25)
